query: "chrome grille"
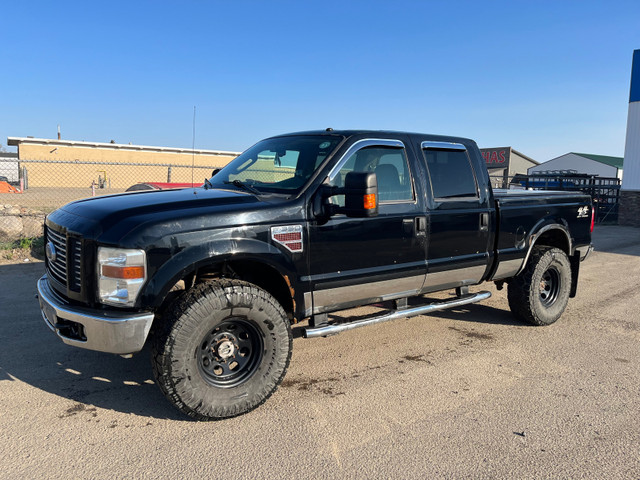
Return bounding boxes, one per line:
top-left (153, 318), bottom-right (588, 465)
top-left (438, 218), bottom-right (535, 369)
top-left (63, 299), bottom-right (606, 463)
top-left (46, 227), bottom-right (83, 293)
top-left (47, 227), bottom-right (67, 285)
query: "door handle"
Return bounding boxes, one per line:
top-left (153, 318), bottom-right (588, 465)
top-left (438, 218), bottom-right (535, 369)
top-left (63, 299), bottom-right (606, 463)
top-left (480, 213), bottom-right (489, 231)
top-left (415, 216), bottom-right (427, 235)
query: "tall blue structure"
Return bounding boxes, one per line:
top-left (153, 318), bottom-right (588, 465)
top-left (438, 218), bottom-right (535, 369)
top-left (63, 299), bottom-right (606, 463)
top-left (620, 49), bottom-right (640, 226)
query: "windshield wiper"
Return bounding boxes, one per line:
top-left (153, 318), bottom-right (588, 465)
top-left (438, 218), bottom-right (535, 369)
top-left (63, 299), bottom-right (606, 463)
top-left (223, 180), bottom-right (261, 196)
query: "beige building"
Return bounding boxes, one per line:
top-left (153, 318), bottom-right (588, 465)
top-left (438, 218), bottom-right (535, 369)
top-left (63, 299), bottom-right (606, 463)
top-left (7, 137), bottom-right (240, 189)
top-left (480, 147), bottom-right (539, 188)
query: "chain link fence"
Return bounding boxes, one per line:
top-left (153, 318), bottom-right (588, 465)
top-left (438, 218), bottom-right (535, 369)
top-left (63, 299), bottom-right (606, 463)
top-left (1, 158), bottom-right (220, 208)
top-left (0, 158), bottom-right (222, 243)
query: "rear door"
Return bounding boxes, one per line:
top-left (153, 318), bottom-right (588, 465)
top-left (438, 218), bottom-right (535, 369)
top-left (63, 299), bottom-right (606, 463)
top-left (419, 141), bottom-right (492, 291)
top-left (306, 137), bottom-right (428, 314)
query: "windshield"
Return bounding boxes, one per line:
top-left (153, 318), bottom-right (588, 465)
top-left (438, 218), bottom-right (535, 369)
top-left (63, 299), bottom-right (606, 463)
top-left (209, 135), bottom-right (343, 195)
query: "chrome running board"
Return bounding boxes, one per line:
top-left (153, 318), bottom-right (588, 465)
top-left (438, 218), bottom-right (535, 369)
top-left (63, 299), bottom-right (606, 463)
top-left (303, 291), bottom-right (492, 338)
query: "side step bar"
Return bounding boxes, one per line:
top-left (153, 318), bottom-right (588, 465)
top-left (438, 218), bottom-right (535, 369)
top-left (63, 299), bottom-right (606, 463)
top-left (303, 291), bottom-right (492, 339)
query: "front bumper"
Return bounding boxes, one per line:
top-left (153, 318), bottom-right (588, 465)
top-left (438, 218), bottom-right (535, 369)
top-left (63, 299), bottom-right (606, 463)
top-left (37, 275), bottom-right (154, 355)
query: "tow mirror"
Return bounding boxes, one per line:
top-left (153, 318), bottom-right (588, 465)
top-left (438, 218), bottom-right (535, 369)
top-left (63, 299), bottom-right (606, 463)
top-left (341, 171), bottom-right (379, 218)
top-left (315, 171), bottom-right (378, 219)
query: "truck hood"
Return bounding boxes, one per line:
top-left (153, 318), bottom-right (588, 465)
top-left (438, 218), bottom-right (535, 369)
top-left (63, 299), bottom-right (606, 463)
top-left (48, 187), bottom-right (266, 244)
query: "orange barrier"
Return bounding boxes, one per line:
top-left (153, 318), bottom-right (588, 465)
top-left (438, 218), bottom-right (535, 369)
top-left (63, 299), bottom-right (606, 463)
top-left (0, 181), bottom-right (20, 193)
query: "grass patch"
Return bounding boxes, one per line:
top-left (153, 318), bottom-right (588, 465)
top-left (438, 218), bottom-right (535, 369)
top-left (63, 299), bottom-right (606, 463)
top-left (0, 236), bottom-right (45, 260)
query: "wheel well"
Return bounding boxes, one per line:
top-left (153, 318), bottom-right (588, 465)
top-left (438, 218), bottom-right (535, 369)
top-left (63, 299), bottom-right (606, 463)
top-left (170, 260), bottom-right (295, 319)
top-left (224, 260), bottom-right (295, 318)
top-left (534, 228), bottom-right (570, 255)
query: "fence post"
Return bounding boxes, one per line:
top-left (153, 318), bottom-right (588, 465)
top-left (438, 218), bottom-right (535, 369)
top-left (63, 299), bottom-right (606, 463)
top-left (167, 166), bottom-right (172, 183)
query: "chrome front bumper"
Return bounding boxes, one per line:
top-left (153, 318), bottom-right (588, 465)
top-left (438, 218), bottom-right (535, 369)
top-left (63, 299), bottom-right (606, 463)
top-left (37, 275), bottom-right (154, 355)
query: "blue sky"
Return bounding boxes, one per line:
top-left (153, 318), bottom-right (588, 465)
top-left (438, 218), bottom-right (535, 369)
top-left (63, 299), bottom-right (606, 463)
top-left (1, 0), bottom-right (639, 162)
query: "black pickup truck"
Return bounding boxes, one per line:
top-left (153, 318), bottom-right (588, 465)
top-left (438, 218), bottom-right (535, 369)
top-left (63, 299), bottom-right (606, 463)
top-left (37, 130), bottom-right (594, 420)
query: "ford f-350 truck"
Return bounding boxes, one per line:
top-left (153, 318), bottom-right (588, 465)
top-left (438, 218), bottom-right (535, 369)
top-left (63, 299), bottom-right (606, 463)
top-left (37, 130), bottom-right (593, 420)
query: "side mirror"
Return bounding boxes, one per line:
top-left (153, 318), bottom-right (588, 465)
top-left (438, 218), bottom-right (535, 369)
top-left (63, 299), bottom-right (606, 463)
top-left (314, 171), bottom-right (379, 219)
top-left (342, 171), bottom-right (378, 217)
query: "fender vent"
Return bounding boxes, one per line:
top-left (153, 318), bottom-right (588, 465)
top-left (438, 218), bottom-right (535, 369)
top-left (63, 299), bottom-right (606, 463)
top-left (271, 225), bottom-right (303, 253)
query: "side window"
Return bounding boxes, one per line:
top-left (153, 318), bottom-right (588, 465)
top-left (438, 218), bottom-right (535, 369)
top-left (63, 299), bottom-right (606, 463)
top-left (330, 146), bottom-right (414, 205)
top-left (423, 149), bottom-right (478, 199)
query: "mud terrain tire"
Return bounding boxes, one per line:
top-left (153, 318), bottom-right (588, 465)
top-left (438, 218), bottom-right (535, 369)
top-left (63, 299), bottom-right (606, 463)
top-left (508, 247), bottom-right (572, 326)
top-left (151, 279), bottom-right (292, 420)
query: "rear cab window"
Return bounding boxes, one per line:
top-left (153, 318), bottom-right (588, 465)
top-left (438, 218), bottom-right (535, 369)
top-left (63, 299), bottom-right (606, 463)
top-left (421, 142), bottom-right (479, 200)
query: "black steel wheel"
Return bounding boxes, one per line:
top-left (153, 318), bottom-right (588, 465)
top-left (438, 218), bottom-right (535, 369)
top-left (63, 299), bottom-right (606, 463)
top-left (151, 279), bottom-right (292, 420)
top-left (508, 247), bottom-right (572, 326)
top-left (539, 266), bottom-right (561, 307)
top-left (197, 318), bottom-right (263, 388)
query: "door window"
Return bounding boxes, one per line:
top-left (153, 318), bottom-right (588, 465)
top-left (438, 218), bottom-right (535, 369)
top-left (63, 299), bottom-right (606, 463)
top-left (423, 149), bottom-right (478, 199)
top-left (330, 146), bottom-right (414, 205)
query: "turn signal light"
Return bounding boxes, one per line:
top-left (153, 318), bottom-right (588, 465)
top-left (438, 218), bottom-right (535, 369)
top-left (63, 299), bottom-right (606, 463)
top-left (590, 206), bottom-right (595, 233)
top-left (101, 265), bottom-right (145, 279)
top-left (363, 194), bottom-right (376, 210)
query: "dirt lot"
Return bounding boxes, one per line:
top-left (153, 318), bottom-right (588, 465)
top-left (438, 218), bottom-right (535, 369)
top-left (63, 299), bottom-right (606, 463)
top-left (1, 226), bottom-right (639, 479)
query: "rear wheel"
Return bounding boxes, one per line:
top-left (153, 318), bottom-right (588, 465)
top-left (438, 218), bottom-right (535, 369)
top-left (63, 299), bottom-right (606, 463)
top-left (507, 247), bottom-right (572, 326)
top-left (151, 279), bottom-right (292, 420)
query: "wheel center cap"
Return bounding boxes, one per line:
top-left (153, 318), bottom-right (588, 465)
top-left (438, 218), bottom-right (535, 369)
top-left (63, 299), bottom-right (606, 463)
top-left (217, 340), bottom-right (235, 359)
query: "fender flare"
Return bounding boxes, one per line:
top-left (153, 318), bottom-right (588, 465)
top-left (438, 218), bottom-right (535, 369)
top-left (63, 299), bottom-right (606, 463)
top-left (138, 238), bottom-right (299, 309)
top-left (516, 220), bottom-right (572, 276)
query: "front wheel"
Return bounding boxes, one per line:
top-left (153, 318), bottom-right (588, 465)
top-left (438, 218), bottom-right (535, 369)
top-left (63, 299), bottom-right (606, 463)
top-left (507, 247), bottom-right (572, 326)
top-left (151, 279), bottom-right (292, 420)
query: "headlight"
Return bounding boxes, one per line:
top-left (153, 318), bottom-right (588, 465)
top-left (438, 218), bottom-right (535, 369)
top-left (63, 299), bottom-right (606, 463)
top-left (97, 247), bottom-right (146, 307)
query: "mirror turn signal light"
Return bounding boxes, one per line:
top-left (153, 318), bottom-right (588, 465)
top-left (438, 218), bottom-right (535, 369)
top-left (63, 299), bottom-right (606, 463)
top-left (364, 194), bottom-right (376, 210)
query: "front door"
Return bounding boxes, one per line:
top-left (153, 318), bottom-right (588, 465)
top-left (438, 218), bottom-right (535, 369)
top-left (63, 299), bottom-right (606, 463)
top-left (307, 139), bottom-right (427, 314)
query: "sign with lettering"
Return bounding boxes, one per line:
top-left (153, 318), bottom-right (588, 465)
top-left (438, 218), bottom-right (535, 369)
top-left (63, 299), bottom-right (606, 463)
top-left (480, 148), bottom-right (510, 169)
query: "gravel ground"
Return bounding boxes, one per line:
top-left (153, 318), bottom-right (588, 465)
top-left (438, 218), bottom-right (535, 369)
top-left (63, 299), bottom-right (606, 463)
top-left (0, 225), bottom-right (638, 479)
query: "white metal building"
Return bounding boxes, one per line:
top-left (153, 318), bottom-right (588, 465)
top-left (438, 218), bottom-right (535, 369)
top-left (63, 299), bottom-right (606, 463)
top-left (528, 152), bottom-right (623, 179)
top-left (620, 48), bottom-right (640, 226)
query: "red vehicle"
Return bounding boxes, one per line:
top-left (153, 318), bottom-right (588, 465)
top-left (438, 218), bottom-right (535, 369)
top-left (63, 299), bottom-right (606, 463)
top-left (125, 182), bottom-right (204, 192)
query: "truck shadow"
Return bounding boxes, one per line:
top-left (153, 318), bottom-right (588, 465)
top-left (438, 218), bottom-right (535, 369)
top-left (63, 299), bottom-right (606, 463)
top-left (0, 262), bottom-right (519, 420)
top-left (0, 344), bottom-right (186, 421)
top-left (0, 262), bottom-right (188, 421)
top-left (415, 302), bottom-right (522, 326)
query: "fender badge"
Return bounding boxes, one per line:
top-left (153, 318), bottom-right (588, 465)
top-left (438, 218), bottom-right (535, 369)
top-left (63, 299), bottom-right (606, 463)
top-left (271, 225), bottom-right (303, 253)
top-left (577, 206), bottom-right (589, 218)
